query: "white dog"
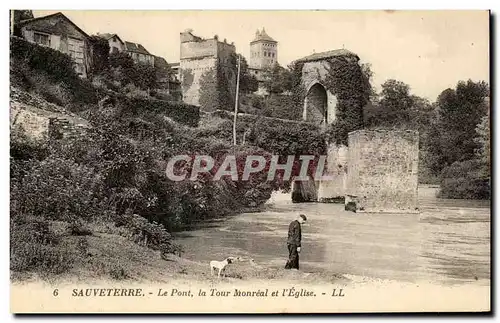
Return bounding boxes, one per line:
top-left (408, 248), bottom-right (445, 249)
top-left (210, 256), bottom-right (240, 278)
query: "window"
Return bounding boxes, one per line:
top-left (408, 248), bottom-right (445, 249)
top-left (272, 53), bottom-right (275, 57)
top-left (34, 32), bottom-right (50, 46)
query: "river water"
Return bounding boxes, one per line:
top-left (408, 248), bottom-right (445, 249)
top-left (175, 185), bottom-right (490, 286)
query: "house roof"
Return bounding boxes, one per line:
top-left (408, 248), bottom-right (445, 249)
top-left (251, 28), bottom-right (277, 44)
top-left (16, 12), bottom-right (90, 39)
top-left (124, 41), bottom-right (152, 55)
top-left (294, 49), bottom-right (359, 63)
top-left (98, 32), bottom-right (124, 43)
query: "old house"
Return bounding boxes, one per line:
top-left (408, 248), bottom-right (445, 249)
top-left (97, 32), bottom-right (155, 67)
top-left (15, 12), bottom-right (90, 78)
top-left (125, 41), bottom-right (155, 66)
top-left (97, 33), bottom-right (126, 54)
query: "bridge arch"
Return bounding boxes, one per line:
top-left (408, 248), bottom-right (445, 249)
top-left (302, 81), bottom-right (337, 127)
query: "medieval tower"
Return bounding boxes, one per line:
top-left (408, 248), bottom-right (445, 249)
top-left (179, 29), bottom-right (237, 108)
top-left (248, 28), bottom-right (278, 82)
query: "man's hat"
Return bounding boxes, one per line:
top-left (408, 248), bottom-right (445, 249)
top-left (299, 214), bottom-right (307, 221)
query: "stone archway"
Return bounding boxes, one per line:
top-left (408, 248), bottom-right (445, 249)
top-left (303, 82), bottom-right (328, 126)
top-left (302, 81), bottom-right (337, 128)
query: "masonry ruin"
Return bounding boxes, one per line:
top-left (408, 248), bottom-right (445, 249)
top-left (345, 130), bottom-right (420, 213)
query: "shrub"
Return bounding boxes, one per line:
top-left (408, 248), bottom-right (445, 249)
top-left (438, 159), bottom-right (490, 199)
top-left (10, 37), bottom-right (97, 105)
top-left (119, 96), bottom-right (200, 127)
top-left (10, 215), bottom-right (74, 274)
top-left (68, 220), bottom-right (93, 236)
top-left (10, 156), bottom-right (106, 222)
top-left (109, 265), bottom-right (128, 280)
top-left (116, 211), bottom-right (181, 256)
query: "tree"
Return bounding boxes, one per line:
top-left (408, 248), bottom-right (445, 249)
top-left (230, 53), bottom-right (258, 94)
top-left (198, 68), bottom-right (219, 112)
top-left (474, 113), bottom-right (490, 177)
top-left (366, 79), bottom-right (414, 128)
top-left (88, 35), bottom-right (110, 78)
top-left (12, 10), bottom-right (34, 23)
top-left (261, 64), bottom-right (293, 94)
top-left (434, 80), bottom-right (489, 168)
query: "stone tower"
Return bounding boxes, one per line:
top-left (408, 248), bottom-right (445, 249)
top-left (249, 28), bottom-right (277, 73)
top-left (179, 29), bottom-right (236, 108)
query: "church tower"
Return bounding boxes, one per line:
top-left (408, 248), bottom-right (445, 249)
top-left (249, 27), bottom-right (278, 71)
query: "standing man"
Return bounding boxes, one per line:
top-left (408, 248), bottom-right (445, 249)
top-left (285, 214), bottom-right (307, 270)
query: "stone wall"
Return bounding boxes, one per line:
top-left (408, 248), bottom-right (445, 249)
top-left (10, 87), bottom-right (91, 143)
top-left (179, 31), bottom-right (236, 108)
top-left (180, 57), bottom-right (217, 106)
top-left (10, 105), bottom-right (50, 142)
top-left (346, 130), bottom-right (419, 213)
top-left (317, 143), bottom-right (348, 202)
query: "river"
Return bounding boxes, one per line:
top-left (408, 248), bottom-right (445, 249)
top-left (175, 185), bottom-right (490, 286)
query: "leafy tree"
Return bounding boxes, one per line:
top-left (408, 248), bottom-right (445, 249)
top-left (434, 80), bottom-right (489, 169)
top-left (109, 51), bottom-right (135, 69)
top-left (474, 113), bottom-right (490, 177)
top-left (366, 79), bottom-right (414, 128)
top-left (198, 68), bottom-right (219, 112)
top-left (261, 64), bottom-right (292, 94)
top-left (12, 10), bottom-right (34, 23)
top-left (230, 53), bottom-right (258, 94)
top-left (88, 35), bottom-right (110, 78)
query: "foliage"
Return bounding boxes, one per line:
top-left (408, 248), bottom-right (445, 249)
top-left (10, 154), bottom-right (106, 222)
top-left (116, 211), bottom-right (181, 257)
top-left (107, 52), bottom-right (157, 90)
top-left (430, 80), bottom-right (489, 174)
top-left (438, 159), bottom-right (490, 199)
top-left (260, 94), bottom-right (302, 120)
top-left (12, 10), bottom-right (34, 23)
top-left (198, 68), bottom-right (219, 112)
top-left (261, 64), bottom-right (293, 94)
top-left (10, 215), bottom-right (74, 274)
top-left (10, 37), bottom-right (97, 105)
top-left (120, 96), bottom-right (200, 127)
top-left (88, 35), bottom-right (110, 79)
top-left (474, 114), bottom-right (490, 174)
top-left (365, 79), bottom-right (414, 128)
top-left (323, 57), bottom-right (370, 145)
top-left (230, 53), bottom-right (259, 94)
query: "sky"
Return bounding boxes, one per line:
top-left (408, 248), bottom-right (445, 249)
top-left (33, 10), bottom-right (490, 101)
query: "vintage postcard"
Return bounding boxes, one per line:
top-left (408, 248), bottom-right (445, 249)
top-left (9, 9), bottom-right (491, 314)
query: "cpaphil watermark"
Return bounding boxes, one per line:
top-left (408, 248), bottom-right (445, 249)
top-left (165, 154), bottom-right (335, 182)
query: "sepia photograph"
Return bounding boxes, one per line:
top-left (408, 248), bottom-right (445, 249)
top-left (8, 9), bottom-right (491, 314)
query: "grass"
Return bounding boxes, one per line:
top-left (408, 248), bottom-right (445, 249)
top-left (10, 218), bottom-right (348, 285)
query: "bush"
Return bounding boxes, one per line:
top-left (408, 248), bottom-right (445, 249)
top-left (10, 156), bottom-right (106, 222)
top-left (68, 220), bottom-right (93, 236)
top-left (119, 96), bottom-right (200, 127)
top-left (438, 159), bottom-right (490, 199)
top-left (116, 211), bottom-right (181, 257)
top-left (10, 215), bottom-right (74, 274)
top-left (10, 37), bottom-right (97, 105)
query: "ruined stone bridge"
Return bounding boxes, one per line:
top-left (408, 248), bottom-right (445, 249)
top-left (290, 51), bottom-right (420, 213)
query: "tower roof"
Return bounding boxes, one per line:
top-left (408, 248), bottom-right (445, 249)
top-left (251, 27), bottom-right (277, 44)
